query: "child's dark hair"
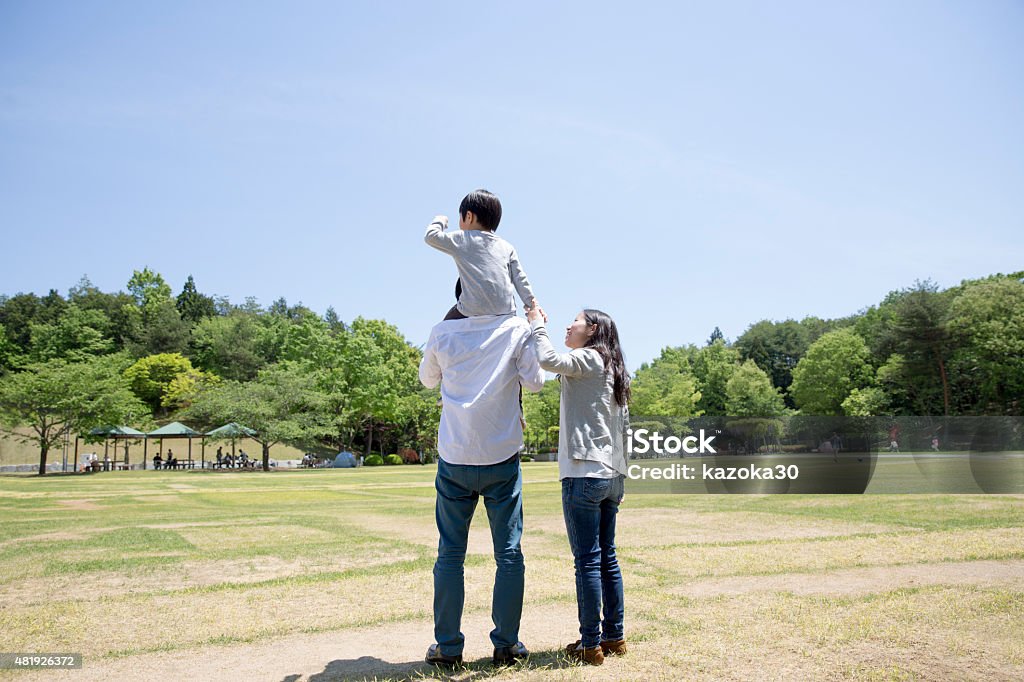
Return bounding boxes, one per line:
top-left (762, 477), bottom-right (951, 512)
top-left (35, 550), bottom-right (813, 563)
top-left (459, 189), bottom-right (502, 231)
top-left (582, 309), bottom-right (631, 407)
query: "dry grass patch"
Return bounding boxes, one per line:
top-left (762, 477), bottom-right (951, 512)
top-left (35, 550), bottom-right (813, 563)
top-left (132, 494), bottom-right (183, 504)
top-left (0, 527), bottom-right (108, 550)
top-left (351, 512), bottom-right (570, 558)
top-left (0, 560), bottom-right (539, 657)
top-left (560, 510), bottom-right (903, 547)
top-left (640, 586), bottom-right (1023, 681)
top-left (0, 549), bottom-right (423, 606)
top-left (175, 524), bottom-right (335, 551)
top-left (629, 527), bottom-right (1024, 579)
top-left (55, 499), bottom-right (101, 511)
top-left (672, 559), bottom-right (1024, 599)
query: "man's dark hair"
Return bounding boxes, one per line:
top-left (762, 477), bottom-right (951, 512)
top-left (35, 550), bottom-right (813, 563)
top-left (459, 189), bottom-right (502, 231)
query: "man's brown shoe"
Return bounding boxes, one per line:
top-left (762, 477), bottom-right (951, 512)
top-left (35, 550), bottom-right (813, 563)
top-left (600, 638), bottom-right (627, 656)
top-left (565, 640), bottom-right (604, 665)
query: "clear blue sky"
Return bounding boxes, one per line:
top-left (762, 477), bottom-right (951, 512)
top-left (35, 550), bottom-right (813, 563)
top-left (2, 1), bottom-right (1022, 368)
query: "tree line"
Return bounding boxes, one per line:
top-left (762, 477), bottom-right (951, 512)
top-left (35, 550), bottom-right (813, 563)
top-left (625, 273), bottom-right (1024, 423)
top-left (0, 270), bottom-right (436, 474)
top-left (2, 270), bottom-right (1022, 474)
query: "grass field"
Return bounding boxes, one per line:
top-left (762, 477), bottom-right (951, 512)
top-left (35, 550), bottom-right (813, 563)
top-left (0, 464), bottom-right (1022, 681)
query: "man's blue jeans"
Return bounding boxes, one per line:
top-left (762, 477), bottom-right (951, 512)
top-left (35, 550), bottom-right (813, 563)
top-left (433, 455), bottom-right (524, 655)
top-left (561, 475), bottom-right (625, 648)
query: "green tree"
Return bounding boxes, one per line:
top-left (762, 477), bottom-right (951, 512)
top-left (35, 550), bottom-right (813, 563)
top-left (137, 300), bottom-right (190, 356)
top-left (176, 275), bottom-right (217, 324)
top-left (0, 323), bottom-right (12, 370)
top-left (126, 268), bottom-right (172, 318)
top-left (324, 306), bottom-right (346, 335)
top-left (523, 379), bottom-right (560, 451)
top-left (123, 269), bottom-right (190, 355)
top-left (790, 328), bottom-right (873, 415)
top-left (892, 280), bottom-right (953, 415)
top-left (853, 292), bottom-right (902, 366)
top-left (0, 293), bottom-right (43, 352)
top-left (124, 353), bottom-right (206, 413)
top-left (735, 319), bottom-right (811, 404)
top-left (279, 310), bottom-right (336, 366)
top-left (189, 313), bottom-right (267, 381)
top-left (841, 387), bottom-right (890, 417)
top-left (69, 278), bottom-right (139, 352)
top-left (692, 340), bottom-right (740, 415)
top-left (28, 305), bottom-right (113, 362)
top-left (181, 364), bottom-right (330, 470)
top-left (337, 318), bottom-right (423, 454)
top-left (0, 355), bottom-right (148, 475)
top-left (162, 370), bottom-right (220, 410)
top-left (875, 354), bottom-right (910, 414)
top-left (631, 347), bottom-right (702, 418)
top-left (725, 359), bottom-right (787, 416)
top-left (947, 277), bottom-right (1024, 413)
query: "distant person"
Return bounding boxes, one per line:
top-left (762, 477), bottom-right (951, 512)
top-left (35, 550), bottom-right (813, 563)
top-left (931, 436), bottom-right (940, 452)
top-left (888, 424), bottom-right (900, 453)
top-left (528, 305), bottom-right (630, 665)
top-left (831, 432), bottom-right (842, 462)
top-left (153, 453), bottom-right (162, 470)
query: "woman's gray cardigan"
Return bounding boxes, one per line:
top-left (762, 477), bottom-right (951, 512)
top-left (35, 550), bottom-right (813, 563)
top-left (531, 320), bottom-right (628, 467)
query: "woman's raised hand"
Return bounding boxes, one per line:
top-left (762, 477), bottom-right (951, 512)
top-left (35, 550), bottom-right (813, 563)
top-left (526, 301), bottom-right (548, 324)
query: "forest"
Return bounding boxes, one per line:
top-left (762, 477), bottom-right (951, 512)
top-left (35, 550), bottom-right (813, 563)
top-left (2, 269), bottom-right (1022, 474)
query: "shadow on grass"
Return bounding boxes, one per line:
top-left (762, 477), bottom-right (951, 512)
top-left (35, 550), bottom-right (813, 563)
top-left (289, 648), bottom-right (576, 681)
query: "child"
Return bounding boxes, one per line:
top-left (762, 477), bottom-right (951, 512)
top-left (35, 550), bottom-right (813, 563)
top-left (424, 189), bottom-right (538, 320)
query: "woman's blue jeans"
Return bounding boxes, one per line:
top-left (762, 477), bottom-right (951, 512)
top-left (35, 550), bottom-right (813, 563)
top-left (561, 475), bottom-right (625, 648)
top-left (433, 455), bottom-right (524, 655)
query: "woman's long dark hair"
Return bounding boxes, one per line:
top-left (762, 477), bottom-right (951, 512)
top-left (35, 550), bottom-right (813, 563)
top-left (582, 309), bottom-right (631, 407)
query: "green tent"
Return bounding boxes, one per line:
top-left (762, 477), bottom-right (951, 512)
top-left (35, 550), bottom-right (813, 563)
top-left (206, 423), bottom-right (257, 438)
top-left (148, 422), bottom-right (200, 437)
top-left (147, 422), bottom-right (201, 469)
top-left (205, 423), bottom-right (258, 468)
top-left (82, 426), bottom-right (147, 471)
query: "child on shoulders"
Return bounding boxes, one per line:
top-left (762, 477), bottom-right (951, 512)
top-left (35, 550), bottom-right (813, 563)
top-left (424, 189), bottom-right (538, 320)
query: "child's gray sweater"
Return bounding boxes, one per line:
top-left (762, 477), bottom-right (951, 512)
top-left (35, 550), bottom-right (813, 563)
top-left (425, 221), bottom-right (536, 317)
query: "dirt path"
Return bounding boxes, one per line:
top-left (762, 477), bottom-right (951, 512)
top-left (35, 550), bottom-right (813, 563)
top-left (672, 558), bottom-right (1024, 598)
top-left (25, 558), bottom-right (1024, 681)
top-left (28, 605), bottom-right (632, 682)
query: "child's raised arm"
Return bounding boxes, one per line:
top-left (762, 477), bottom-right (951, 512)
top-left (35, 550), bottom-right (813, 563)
top-left (424, 215), bottom-right (456, 254)
top-left (508, 247), bottom-right (537, 311)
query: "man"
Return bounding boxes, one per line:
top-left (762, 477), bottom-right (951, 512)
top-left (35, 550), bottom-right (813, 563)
top-left (419, 312), bottom-right (545, 668)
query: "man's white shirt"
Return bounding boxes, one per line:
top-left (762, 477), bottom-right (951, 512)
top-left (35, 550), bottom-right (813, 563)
top-left (419, 314), bottom-right (545, 465)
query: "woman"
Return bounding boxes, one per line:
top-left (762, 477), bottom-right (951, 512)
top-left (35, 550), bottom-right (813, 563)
top-left (526, 305), bottom-right (630, 666)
